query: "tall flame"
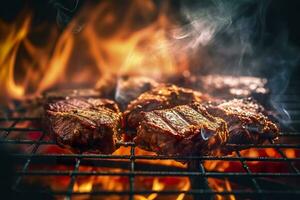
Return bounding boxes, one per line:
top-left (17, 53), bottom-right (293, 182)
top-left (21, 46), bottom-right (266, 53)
top-left (0, 16), bottom-right (30, 100)
top-left (0, 0), bottom-right (188, 102)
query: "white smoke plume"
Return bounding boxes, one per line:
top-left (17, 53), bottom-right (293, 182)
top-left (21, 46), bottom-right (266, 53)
top-left (173, 0), bottom-right (299, 123)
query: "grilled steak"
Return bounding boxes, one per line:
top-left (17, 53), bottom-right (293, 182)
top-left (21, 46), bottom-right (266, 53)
top-left (124, 84), bottom-right (211, 130)
top-left (205, 98), bottom-right (279, 152)
top-left (199, 75), bottom-right (269, 99)
top-left (171, 73), bottom-right (269, 100)
top-left (135, 103), bottom-right (228, 157)
top-left (45, 98), bottom-right (122, 153)
top-left (115, 76), bottom-right (159, 110)
top-left (44, 88), bottom-right (102, 102)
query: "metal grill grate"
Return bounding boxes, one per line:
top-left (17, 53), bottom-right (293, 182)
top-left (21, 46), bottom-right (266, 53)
top-left (1, 92), bottom-right (300, 199)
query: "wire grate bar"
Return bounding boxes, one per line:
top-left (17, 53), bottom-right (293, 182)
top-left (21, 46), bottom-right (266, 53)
top-left (236, 150), bottom-right (263, 199)
top-left (0, 139), bottom-right (55, 144)
top-left (15, 171), bottom-right (300, 177)
top-left (13, 159), bottom-right (31, 190)
top-left (0, 117), bottom-right (40, 121)
top-left (199, 162), bottom-right (210, 188)
top-left (278, 132), bottom-right (300, 136)
top-left (0, 119), bottom-right (20, 139)
top-left (275, 148), bottom-right (299, 174)
top-left (0, 127), bottom-right (43, 132)
top-left (188, 160), bottom-right (209, 200)
top-left (66, 159), bottom-right (81, 200)
top-left (12, 130), bottom-right (47, 190)
top-left (267, 138), bottom-right (300, 174)
top-left (129, 145), bottom-right (135, 200)
top-left (14, 189), bottom-right (300, 196)
top-left (2, 139), bottom-right (299, 149)
top-left (10, 153), bottom-right (300, 162)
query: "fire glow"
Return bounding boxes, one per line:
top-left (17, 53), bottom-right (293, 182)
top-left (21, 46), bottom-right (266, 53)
top-left (0, 0), bottom-right (189, 103)
top-left (0, 1), bottom-right (298, 200)
top-left (5, 118), bottom-right (298, 200)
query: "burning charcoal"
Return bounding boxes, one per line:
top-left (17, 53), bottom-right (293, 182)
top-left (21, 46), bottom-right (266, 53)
top-left (205, 98), bottom-right (279, 152)
top-left (115, 75), bottom-right (159, 110)
top-left (44, 88), bottom-right (102, 102)
top-left (44, 98), bottom-right (122, 154)
top-left (134, 103), bottom-right (228, 157)
top-left (124, 84), bottom-right (211, 131)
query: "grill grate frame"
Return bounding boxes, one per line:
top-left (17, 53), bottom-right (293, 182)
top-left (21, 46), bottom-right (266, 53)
top-left (0, 94), bottom-right (300, 199)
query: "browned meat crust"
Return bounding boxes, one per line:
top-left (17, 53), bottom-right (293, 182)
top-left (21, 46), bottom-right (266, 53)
top-left (199, 75), bottom-right (269, 99)
top-left (44, 89), bottom-right (102, 102)
top-left (135, 103), bottom-right (228, 157)
top-left (171, 73), bottom-right (269, 100)
top-left (205, 98), bottom-right (279, 152)
top-left (124, 84), bottom-right (211, 130)
top-left (44, 98), bottom-right (122, 154)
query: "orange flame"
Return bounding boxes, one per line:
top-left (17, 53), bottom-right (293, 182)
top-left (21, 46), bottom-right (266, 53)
top-left (0, 16), bottom-right (31, 99)
top-left (0, 0), bottom-right (188, 102)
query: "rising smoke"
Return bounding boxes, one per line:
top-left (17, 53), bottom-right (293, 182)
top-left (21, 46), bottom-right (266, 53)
top-left (174, 0), bottom-right (299, 123)
top-left (49, 0), bottom-right (299, 123)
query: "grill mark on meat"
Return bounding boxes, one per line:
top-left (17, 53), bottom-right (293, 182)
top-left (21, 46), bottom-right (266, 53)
top-left (176, 105), bottom-right (216, 130)
top-left (173, 106), bottom-right (196, 125)
top-left (151, 111), bottom-right (178, 135)
top-left (205, 98), bottom-right (279, 152)
top-left (154, 110), bottom-right (190, 137)
top-left (49, 101), bottom-right (102, 127)
top-left (182, 106), bottom-right (209, 124)
top-left (171, 110), bottom-right (191, 126)
top-left (45, 98), bottom-right (122, 154)
top-left (75, 111), bottom-right (99, 127)
top-left (171, 108), bottom-right (202, 135)
top-left (189, 106), bottom-right (208, 121)
top-left (124, 84), bottom-right (211, 132)
top-left (135, 103), bottom-right (229, 158)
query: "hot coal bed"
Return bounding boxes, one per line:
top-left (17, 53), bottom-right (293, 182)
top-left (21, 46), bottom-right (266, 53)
top-left (1, 1), bottom-right (300, 200)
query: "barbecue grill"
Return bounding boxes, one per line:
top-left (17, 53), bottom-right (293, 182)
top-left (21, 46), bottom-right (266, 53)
top-left (0, 82), bottom-right (299, 200)
top-left (1, 0), bottom-right (300, 199)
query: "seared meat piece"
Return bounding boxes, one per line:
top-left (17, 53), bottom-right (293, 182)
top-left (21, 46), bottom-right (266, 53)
top-left (199, 75), bottom-right (269, 99)
top-left (45, 98), bottom-right (122, 154)
top-left (115, 76), bottom-right (159, 110)
top-left (172, 73), bottom-right (269, 100)
top-left (205, 98), bottom-right (279, 151)
top-left (135, 103), bottom-right (228, 157)
top-left (44, 89), bottom-right (101, 102)
top-left (124, 84), bottom-right (211, 130)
